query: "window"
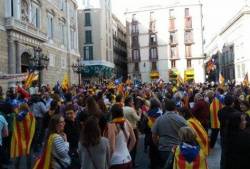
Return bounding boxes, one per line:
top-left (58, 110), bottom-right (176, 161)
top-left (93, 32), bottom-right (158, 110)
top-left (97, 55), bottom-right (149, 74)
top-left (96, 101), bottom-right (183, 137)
top-left (151, 62), bottom-right (157, 71)
top-left (169, 9), bottom-right (175, 18)
top-left (85, 30), bottom-right (92, 44)
top-left (134, 63), bottom-right (139, 71)
top-left (132, 49), bottom-right (140, 60)
top-left (49, 54), bottom-right (55, 67)
top-left (170, 46), bottom-right (177, 58)
top-left (184, 31), bottom-right (193, 43)
top-left (31, 3), bottom-right (40, 28)
top-left (59, 0), bottom-right (65, 11)
top-left (150, 48), bottom-right (157, 59)
top-left (242, 63), bottom-right (245, 78)
top-left (170, 32), bottom-right (177, 44)
top-left (84, 46), bottom-right (93, 60)
top-left (185, 45), bottom-right (192, 58)
top-left (85, 13), bottom-right (91, 26)
top-left (150, 34), bottom-right (156, 44)
top-left (171, 60), bottom-right (176, 68)
top-left (132, 24), bottom-right (138, 33)
top-left (47, 13), bottom-right (53, 39)
top-left (70, 29), bottom-right (75, 49)
top-left (61, 56), bottom-right (66, 69)
top-left (187, 59), bottom-right (192, 68)
top-left (70, 4), bottom-right (75, 18)
top-left (237, 65), bottom-right (241, 78)
top-left (185, 8), bottom-right (189, 17)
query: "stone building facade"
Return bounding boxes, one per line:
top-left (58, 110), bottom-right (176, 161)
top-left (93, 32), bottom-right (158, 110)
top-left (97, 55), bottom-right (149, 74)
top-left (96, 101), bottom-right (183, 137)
top-left (112, 14), bottom-right (128, 80)
top-left (0, 0), bottom-right (80, 90)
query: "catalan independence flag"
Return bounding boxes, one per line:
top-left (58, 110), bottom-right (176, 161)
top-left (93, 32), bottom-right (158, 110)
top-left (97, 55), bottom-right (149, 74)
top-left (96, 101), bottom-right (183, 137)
top-left (188, 118), bottom-right (209, 156)
top-left (33, 134), bottom-right (58, 169)
top-left (24, 72), bottom-right (38, 89)
top-left (210, 97), bottom-right (223, 129)
top-left (10, 112), bottom-right (36, 158)
top-left (173, 145), bottom-right (208, 169)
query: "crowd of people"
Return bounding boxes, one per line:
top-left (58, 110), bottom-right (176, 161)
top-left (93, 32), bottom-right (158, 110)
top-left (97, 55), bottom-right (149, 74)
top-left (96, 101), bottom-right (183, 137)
top-left (0, 80), bottom-right (250, 169)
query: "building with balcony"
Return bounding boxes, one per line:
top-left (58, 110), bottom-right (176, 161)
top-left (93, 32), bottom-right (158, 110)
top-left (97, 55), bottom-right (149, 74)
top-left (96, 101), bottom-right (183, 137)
top-left (125, 0), bottom-right (205, 83)
top-left (112, 14), bottom-right (128, 80)
top-left (0, 0), bottom-right (80, 89)
top-left (205, 4), bottom-right (250, 84)
top-left (78, 0), bottom-right (114, 81)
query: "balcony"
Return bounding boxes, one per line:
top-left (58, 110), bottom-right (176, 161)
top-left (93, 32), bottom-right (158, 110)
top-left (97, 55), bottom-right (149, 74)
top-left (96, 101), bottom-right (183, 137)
top-left (150, 70), bottom-right (159, 79)
top-left (184, 16), bottom-right (192, 30)
top-left (5, 17), bottom-right (47, 42)
top-left (169, 18), bottom-right (176, 32)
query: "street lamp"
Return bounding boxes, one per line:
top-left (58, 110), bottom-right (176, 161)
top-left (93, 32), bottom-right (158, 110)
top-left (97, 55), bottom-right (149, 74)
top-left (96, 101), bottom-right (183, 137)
top-left (72, 58), bottom-right (84, 86)
top-left (29, 47), bottom-right (49, 86)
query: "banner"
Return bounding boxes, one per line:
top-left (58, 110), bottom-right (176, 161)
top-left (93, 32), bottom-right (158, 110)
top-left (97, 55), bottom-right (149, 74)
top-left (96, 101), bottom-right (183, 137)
top-left (0, 73), bottom-right (28, 82)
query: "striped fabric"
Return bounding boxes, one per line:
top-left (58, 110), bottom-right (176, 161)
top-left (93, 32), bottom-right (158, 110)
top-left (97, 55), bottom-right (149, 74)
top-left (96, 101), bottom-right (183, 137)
top-left (173, 146), bottom-right (208, 169)
top-left (10, 112), bottom-right (36, 158)
top-left (33, 134), bottom-right (58, 169)
top-left (188, 118), bottom-right (209, 156)
top-left (210, 98), bottom-right (223, 129)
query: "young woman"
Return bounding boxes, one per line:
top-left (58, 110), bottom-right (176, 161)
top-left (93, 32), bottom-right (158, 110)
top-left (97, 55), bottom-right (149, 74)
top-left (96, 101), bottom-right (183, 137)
top-left (78, 116), bottom-right (110, 169)
top-left (105, 104), bottom-right (136, 169)
top-left (33, 114), bottom-right (70, 169)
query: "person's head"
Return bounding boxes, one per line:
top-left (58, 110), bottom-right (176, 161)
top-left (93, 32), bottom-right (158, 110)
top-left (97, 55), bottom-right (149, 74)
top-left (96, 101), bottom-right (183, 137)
top-left (150, 98), bottom-right (161, 110)
top-left (48, 114), bottom-right (65, 135)
top-left (228, 112), bottom-right (247, 131)
top-left (81, 116), bottom-right (101, 147)
top-left (240, 100), bottom-right (250, 112)
top-left (178, 107), bottom-right (193, 119)
top-left (50, 100), bottom-right (59, 112)
top-left (124, 96), bottom-right (133, 107)
top-left (86, 96), bottom-right (102, 117)
top-left (224, 94), bottom-right (234, 106)
top-left (116, 94), bottom-right (124, 103)
top-left (65, 104), bottom-right (76, 121)
top-left (164, 99), bottom-right (176, 111)
top-left (194, 93), bottom-right (203, 103)
top-left (110, 103), bottom-right (124, 119)
top-left (64, 92), bottom-right (72, 103)
top-left (179, 126), bottom-right (197, 144)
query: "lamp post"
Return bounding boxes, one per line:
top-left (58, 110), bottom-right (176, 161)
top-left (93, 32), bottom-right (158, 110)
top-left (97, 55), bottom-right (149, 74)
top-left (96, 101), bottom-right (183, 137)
top-left (72, 58), bottom-right (84, 86)
top-left (29, 47), bottom-right (49, 87)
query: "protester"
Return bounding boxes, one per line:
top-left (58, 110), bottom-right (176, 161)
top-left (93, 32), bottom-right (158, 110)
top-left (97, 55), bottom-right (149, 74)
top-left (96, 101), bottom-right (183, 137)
top-left (152, 99), bottom-right (187, 168)
top-left (0, 112), bottom-right (8, 169)
top-left (105, 104), bottom-right (136, 169)
top-left (79, 116), bottom-right (110, 169)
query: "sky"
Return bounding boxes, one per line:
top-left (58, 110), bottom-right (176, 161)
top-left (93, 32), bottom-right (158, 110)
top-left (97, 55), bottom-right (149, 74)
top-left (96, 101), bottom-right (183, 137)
top-left (77, 0), bottom-right (248, 43)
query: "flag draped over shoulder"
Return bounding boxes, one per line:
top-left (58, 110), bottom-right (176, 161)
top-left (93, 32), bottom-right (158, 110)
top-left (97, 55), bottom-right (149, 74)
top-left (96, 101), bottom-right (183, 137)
top-left (33, 134), bottom-right (58, 169)
top-left (188, 118), bottom-right (209, 156)
top-left (173, 145), bottom-right (208, 169)
top-left (210, 97), bottom-right (223, 129)
top-left (10, 112), bottom-right (36, 158)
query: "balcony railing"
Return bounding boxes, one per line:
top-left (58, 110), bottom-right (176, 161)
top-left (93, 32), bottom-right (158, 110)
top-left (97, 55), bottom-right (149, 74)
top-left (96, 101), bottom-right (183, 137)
top-left (184, 16), bottom-right (192, 30)
top-left (5, 17), bottom-right (47, 42)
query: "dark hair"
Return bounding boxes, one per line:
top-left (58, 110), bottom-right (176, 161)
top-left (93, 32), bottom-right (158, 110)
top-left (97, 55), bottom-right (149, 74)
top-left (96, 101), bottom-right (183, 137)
top-left (64, 92), bottom-right (72, 102)
top-left (116, 94), bottom-right (123, 103)
top-left (47, 114), bottom-right (63, 137)
top-left (81, 116), bottom-right (101, 147)
top-left (150, 98), bottom-right (161, 110)
top-left (224, 94), bottom-right (234, 106)
top-left (110, 104), bottom-right (124, 119)
top-left (164, 99), bottom-right (176, 111)
top-left (50, 100), bottom-right (59, 111)
top-left (124, 96), bottom-right (133, 107)
top-left (86, 96), bottom-right (102, 117)
top-left (178, 107), bottom-right (193, 119)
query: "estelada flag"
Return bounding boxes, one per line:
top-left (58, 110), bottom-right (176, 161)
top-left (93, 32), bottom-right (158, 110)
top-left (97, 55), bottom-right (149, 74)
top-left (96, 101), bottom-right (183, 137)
top-left (219, 73), bottom-right (225, 86)
top-left (117, 84), bottom-right (124, 95)
top-left (33, 134), bottom-right (58, 169)
top-left (61, 73), bottom-right (69, 90)
top-left (188, 118), bottom-right (209, 156)
top-left (24, 72), bottom-right (38, 89)
top-left (210, 97), bottom-right (223, 129)
top-left (173, 145), bottom-right (208, 169)
top-left (243, 73), bottom-right (249, 86)
top-left (10, 112), bottom-right (36, 158)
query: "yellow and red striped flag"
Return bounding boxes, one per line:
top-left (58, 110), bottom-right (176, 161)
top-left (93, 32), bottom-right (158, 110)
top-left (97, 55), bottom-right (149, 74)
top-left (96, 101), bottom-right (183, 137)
top-left (210, 97), bottom-right (223, 129)
top-left (33, 133), bottom-right (58, 169)
top-left (24, 72), bottom-right (38, 89)
top-left (219, 73), bottom-right (225, 86)
top-left (10, 112), bottom-right (36, 158)
top-left (188, 118), bottom-right (209, 156)
top-left (243, 73), bottom-right (249, 86)
top-left (61, 73), bottom-right (69, 91)
top-left (173, 145), bottom-right (208, 169)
